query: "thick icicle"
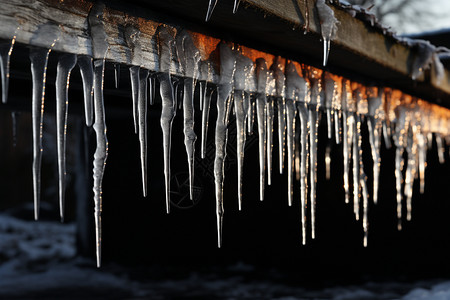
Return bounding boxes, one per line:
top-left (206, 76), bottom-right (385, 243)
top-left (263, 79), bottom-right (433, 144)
top-left (205, 0), bottom-right (219, 21)
top-left (255, 58), bottom-right (268, 201)
top-left (176, 30), bottom-right (201, 201)
top-left (201, 85), bottom-right (214, 159)
top-left (158, 28), bottom-right (177, 214)
top-left (138, 69), bottom-right (150, 197)
top-left (297, 101), bottom-right (309, 245)
top-left (77, 56), bottom-right (94, 127)
top-left (129, 66), bottom-right (140, 134)
top-left (367, 88), bottom-right (382, 204)
top-left (55, 53), bottom-right (77, 221)
top-left (30, 47), bottom-right (53, 221)
top-left (272, 58), bottom-right (286, 174)
top-left (316, 0), bottom-right (339, 66)
top-left (0, 35), bottom-right (16, 104)
top-left (214, 43), bottom-right (236, 248)
top-left (92, 58), bottom-right (108, 268)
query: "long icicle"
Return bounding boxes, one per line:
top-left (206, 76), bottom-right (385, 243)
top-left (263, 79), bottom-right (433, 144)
top-left (266, 97), bottom-right (274, 185)
top-left (255, 58), bottom-right (268, 201)
top-left (92, 58), bottom-right (108, 268)
top-left (201, 85), bottom-right (214, 159)
top-left (367, 88), bottom-right (382, 204)
top-left (55, 53), bottom-right (77, 222)
top-left (272, 58), bottom-right (286, 174)
top-left (298, 101), bottom-right (309, 245)
top-left (77, 56), bottom-right (94, 127)
top-left (342, 81), bottom-right (351, 204)
top-left (176, 30), bottom-right (201, 200)
top-left (129, 66), bottom-right (140, 134)
top-left (234, 90), bottom-right (247, 209)
top-left (30, 47), bottom-right (53, 221)
top-left (0, 34), bottom-right (16, 104)
top-left (214, 43), bottom-right (236, 248)
top-left (158, 27), bottom-right (176, 214)
top-left (138, 69), bottom-right (150, 197)
top-left (394, 106), bottom-right (407, 231)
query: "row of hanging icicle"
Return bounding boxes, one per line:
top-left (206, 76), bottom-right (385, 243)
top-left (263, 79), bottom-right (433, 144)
top-left (0, 14), bottom-right (450, 269)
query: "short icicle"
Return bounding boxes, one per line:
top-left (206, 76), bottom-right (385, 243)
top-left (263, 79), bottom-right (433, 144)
top-left (315, 0), bottom-right (339, 66)
top-left (92, 58), bottom-right (108, 268)
top-left (129, 66), bottom-right (140, 134)
top-left (323, 72), bottom-right (336, 140)
top-left (138, 68), bottom-right (150, 197)
top-left (55, 53), bottom-right (77, 221)
top-left (30, 47), bottom-right (53, 221)
top-left (214, 43), bottom-right (236, 248)
top-left (157, 27), bottom-right (177, 214)
top-left (77, 56), bottom-right (94, 127)
top-left (255, 58), bottom-right (268, 201)
top-left (205, 0), bottom-right (219, 21)
top-left (0, 35), bottom-right (16, 104)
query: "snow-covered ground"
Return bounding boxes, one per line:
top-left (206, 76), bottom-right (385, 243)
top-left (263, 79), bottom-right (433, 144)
top-left (0, 211), bottom-right (450, 299)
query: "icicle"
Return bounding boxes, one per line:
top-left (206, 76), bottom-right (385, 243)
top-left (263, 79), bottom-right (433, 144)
top-left (246, 94), bottom-right (255, 135)
top-left (297, 101), bottom-right (309, 245)
top-left (30, 47), bottom-right (53, 221)
top-left (201, 85), bottom-right (214, 159)
top-left (233, 53), bottom-right (253, 209)
top-left (205, 0), bottom-right (219, 21)
top-left (0, 34), bottom-right (16, 104)
top-left (394, 106), bottom-right (407, 231)
top-left (214, 43), bottom-right (236, 248)
top-left (341, 81), bottom-right (351, 204)
top-left (158, 28), bottom-right (177, 214)
top-left (361, 175), bottom-right (369, 247)
top-left (77, 56), bottom-right (94, 127)
top-left (55, 54), bottom-right (77, 222)
top-left (272, 57), bottom-right (286, 174)
top-left (199, 81), bottom-right (204, 111)
top-left (382, 120), bottom-right (392, 149)
top-left (11, 111), bottom-right (18, 147)
top-left (404, 129), bottom-right (415, 221)
top-left (92, 58), bottom-right (108, 268)
top-left (286, 99), bottom-right (296, 207)
top-left (367, 88), bottom-right (382, 204)
top-left (325, 141), bottom-right (331, 180)
top-left (233, 0), bottom-right (241, 13)
top-left (234, 90), bottom-right (246, 209)
top-left (308, 77), bottom-right (320, 238)
top-left (323, 73), bottom-right (336, 140)
top-left (334, 109), bottom-right (341, 144)
top-left (256, 59), bottom-right (268, 201)
top-left (436, 134), bottom-right (445, 164)
top-left (129, 66), bottom-right (139, 134)
top-left (316, 0), bottom-right (339, 66)
top-left (113, 63), bottom-right (120, 88)
top-left (266, 96), bottom-right (274, 185)
top-left (149, 76), bottom-right (156, 105)
top-left (138, 69), bottom-right (150, 197)
top-left (176, 30), bottom-right (201, 201)
top-left (418, 133), bottom-right (426, 194)
top-left (352, 112), bottom-right (359, 220)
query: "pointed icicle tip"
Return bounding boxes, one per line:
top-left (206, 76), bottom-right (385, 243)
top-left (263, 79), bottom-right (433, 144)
top-left (206, 0), bottom-right (219, 22)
